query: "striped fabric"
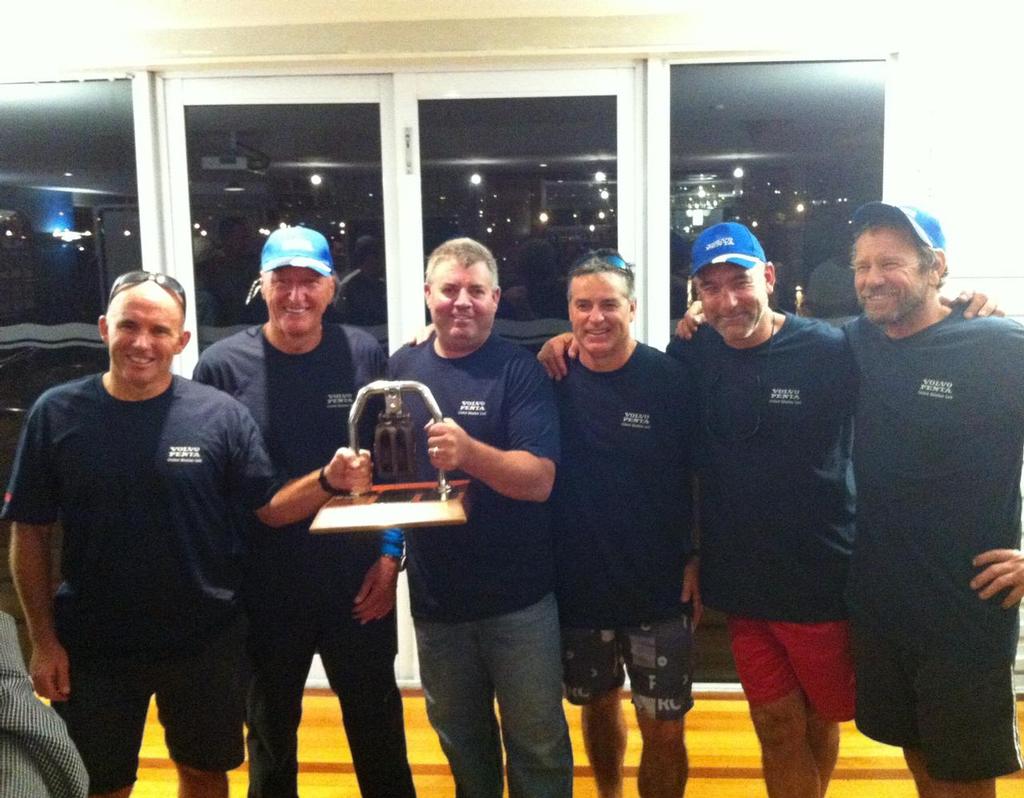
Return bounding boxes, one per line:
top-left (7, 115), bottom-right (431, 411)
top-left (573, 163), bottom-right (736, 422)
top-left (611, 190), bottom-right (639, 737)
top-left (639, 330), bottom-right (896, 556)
top-left (0, 613), bottom-right (87, 798)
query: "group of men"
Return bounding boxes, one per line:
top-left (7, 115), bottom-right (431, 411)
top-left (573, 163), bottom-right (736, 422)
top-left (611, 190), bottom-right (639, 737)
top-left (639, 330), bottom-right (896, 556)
top-left (541, 204), bottom-right (1024, 798)
top-left (3, 203), bottom-right (1023, 798)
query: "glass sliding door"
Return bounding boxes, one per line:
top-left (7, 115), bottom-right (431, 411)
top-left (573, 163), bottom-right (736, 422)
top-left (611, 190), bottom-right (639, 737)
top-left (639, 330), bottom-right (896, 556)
top-left (164, 76), bottom-right (392, 369)
top-left (164, 75), bottom-right (405, 685)
top-left (411, 69), bottom-right (637, 349)
top-left (669, 61), bottom-right (885, 326)
top-left (668, 60), bottom-right (885, 680)
top-left (0, 77), bottom-right (141, 651)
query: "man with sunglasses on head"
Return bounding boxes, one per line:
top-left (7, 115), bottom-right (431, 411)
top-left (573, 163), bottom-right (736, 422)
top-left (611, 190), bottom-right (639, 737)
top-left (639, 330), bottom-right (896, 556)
top-left (553, 249), bottom-right (699, 798)
top-left (541, 225), bottom-right (856, 798)
top-left (3, 270), bottom-right (369, 798)
top-left (193, 226), bottom-right (416, 798)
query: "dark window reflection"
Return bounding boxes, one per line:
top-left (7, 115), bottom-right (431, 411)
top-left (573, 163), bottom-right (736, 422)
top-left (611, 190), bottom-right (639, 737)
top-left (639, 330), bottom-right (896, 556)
top-left (670, 62), bottom-right (884, 323)
top-left (0, 79), bottom-right (138, 485)
top-left (419, 96), bottom-right (617, 348)
top-left (184, 103), bottom-right (386, 348)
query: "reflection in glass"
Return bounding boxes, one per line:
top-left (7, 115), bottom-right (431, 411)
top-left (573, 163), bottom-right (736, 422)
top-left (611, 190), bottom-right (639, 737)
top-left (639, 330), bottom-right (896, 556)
top-left (0, 79), bottom-right (139, 486)
top-left (184, 103), bottom-right (386, 348)
top-left (0, 80), bottom-right (140, 327)
top-left (419, 96), bottom-right (617, 349)
top-left (670, 62), bottom-right (884, 323)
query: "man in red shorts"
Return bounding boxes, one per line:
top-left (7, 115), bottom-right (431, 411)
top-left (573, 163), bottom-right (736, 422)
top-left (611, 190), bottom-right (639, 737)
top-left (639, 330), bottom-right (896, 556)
top-left (665, 223), bottom-right (856, 797)
top-left (540, 224), bottom-right (855, 798)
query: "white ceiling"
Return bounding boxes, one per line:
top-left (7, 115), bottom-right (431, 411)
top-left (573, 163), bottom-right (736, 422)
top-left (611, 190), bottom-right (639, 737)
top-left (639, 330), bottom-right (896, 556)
top-left (1, 0), bottom-right (941, 77)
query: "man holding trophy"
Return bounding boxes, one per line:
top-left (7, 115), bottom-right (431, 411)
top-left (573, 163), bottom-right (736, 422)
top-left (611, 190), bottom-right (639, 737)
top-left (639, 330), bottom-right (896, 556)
top-left (387, 237), bottom-right (573, 798)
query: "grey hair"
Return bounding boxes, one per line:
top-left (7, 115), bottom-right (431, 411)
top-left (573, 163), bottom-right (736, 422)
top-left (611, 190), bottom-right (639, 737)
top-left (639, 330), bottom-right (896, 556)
top-left (567, 255), bottom-right (635, 301)
top-left (425, 238), bottom-right (499, 288)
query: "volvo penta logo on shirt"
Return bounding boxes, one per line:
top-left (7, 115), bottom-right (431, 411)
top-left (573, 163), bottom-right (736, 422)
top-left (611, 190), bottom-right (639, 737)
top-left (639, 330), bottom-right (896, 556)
top-left (326, 392), bottom-right (354, 409)
top-left (768, 387), bottom-right (801, 406)
top-left (167, 445), bottom-right (203, 464)
top-left (459, 400), bottom-right (487, 417)
top-left (621, 411), bottom-right (651, 430)
top-left (918, 378), bottom-right (954, 400)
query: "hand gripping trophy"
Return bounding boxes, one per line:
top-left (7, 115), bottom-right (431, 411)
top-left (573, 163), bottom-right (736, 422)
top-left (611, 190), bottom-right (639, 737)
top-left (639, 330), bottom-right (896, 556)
top-left (311, 380), bottom-right (469, 533)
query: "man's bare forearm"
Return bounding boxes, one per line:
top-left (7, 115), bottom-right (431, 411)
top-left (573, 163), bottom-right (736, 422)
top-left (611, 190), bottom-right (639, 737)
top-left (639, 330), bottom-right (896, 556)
top-left (462, 440), bottom-right (555, 502)
top-left (10, 523), bottom-right (60, 647)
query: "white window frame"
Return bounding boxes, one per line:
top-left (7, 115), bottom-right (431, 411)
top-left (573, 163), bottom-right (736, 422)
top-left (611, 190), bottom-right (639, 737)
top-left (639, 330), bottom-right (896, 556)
top-left (390, 67), bottom-right (642, 347)
top-left (159, 74), bottom-right (394, 374)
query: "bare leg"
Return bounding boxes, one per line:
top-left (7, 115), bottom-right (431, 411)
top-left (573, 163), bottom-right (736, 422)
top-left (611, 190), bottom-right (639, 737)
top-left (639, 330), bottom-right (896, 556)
top-left (581, 689), bottom-right (627, 798)
top-left (175, 764), bottom-right (228, 798)
top-left (805, 710), bottom-right (840, 795)
top-left (904, 749), bottom-right (995, 798)
top-left (635, 711), bottom-right (688, 798)
top-left (749, 690), bottom-right (819, 798)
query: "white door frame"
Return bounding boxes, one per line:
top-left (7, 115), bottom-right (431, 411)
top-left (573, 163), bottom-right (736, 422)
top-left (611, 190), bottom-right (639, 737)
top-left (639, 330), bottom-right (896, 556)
top-left (160, 73), bottom-right (392, 374)
top-left (390, 67), bottom-right (642, 347)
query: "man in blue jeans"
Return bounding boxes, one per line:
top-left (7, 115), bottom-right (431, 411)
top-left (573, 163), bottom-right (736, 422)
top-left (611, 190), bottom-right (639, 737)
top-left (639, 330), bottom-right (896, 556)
top-left (388, 237), bottom-right (572, 798)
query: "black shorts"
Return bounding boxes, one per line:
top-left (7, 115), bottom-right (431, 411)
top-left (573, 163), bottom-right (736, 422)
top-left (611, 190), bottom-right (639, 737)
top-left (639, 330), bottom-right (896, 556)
top-left (561, 612), bottom-right (695, 721)
top-left (55, 618), bottom-right (249, 794)
top-left (852, 623), bottom-right (1023, 781)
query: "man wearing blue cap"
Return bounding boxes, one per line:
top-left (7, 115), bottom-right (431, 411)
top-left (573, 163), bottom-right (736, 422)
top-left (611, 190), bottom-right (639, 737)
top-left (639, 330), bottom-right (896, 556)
top-left (538, 226), bottom-right (856, 798)
top-left (670, 222), bottom-right (858, 798)
top-left (194, 226), bottom-right (416, 798)
top-left (846, 203), bottom-right (1024, 795)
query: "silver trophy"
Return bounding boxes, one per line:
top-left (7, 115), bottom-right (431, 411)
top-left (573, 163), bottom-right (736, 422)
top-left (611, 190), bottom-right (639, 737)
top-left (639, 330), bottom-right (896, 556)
top-left (310, 380), bottom-right (469, 533)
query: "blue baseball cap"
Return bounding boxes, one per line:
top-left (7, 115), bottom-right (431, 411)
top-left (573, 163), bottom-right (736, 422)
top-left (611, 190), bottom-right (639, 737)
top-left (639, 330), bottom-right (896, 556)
top-left (852, 202), bottom-right (946, 250)
top-left (260, 226), bottom-right (333, 275)
top-left (690, 222), bottom-right (766, 275)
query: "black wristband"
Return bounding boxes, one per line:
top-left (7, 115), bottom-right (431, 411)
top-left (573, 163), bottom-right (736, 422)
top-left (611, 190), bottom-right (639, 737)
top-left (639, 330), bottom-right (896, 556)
top-left (318, 466), bottom-right (345, 496)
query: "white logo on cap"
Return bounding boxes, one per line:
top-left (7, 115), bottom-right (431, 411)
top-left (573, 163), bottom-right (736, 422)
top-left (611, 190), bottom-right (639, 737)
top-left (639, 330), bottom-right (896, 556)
top-left (285, 237), bottom-right (315, 252)
top-left (705, 236), bottom-right (735, 252)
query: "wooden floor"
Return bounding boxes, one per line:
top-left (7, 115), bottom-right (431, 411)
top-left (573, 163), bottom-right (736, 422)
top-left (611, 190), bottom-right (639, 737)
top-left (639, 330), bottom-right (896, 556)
top-left (132, 690), bottom-right (1024, 797)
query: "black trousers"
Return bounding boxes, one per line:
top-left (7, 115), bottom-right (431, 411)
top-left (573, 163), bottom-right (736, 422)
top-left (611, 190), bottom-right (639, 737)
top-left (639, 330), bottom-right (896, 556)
top-left (244, 537), bottom-right (416, 798)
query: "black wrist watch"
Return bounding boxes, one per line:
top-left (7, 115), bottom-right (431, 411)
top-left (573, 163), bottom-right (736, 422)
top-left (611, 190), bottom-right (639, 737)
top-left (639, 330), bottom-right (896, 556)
top-left (318, 466), bottom-right (346, 496)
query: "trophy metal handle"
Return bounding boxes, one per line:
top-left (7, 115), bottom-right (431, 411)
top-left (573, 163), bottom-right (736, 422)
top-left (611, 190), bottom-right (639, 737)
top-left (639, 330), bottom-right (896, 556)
top-left (347, 379), bottom-right (452, 499)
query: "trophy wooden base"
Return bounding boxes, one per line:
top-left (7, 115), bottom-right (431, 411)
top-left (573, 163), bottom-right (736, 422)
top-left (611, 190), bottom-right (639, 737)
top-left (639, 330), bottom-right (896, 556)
top-left (310, 480), bottom-right (470, 533)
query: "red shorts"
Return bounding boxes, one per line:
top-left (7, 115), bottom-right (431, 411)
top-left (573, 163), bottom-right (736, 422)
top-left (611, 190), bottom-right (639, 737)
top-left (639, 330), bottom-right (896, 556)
top-left (727, 617), bottom-right (855, 722)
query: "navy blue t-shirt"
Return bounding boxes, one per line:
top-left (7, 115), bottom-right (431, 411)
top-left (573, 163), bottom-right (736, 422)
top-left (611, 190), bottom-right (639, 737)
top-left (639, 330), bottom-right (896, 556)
top-left (194, 323), bottom-right (387, 601)
top-left (553, 343), bottom-right (696, 628)
top-left (667, 314), bottom-right (856, 620)
top-left (845, 310), bottom-right (1024, 663)
top-left (1, 375), bottom-right (279, 661)
top-left (388, 333), bottom-right (560, 622)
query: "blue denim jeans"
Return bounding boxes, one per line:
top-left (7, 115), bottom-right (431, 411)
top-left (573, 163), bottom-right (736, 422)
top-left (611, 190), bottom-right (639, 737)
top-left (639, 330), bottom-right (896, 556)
top-left (414, 593), bottom-right (573, 798)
